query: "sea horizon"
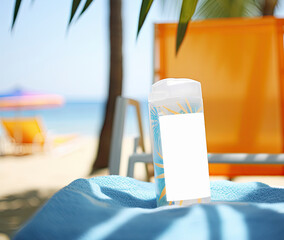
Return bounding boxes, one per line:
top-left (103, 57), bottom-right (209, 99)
top-left (0, 100), bottom-right (150, 137)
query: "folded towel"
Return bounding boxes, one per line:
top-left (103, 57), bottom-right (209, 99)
top-left (14, 176), bottom-right (284, 240)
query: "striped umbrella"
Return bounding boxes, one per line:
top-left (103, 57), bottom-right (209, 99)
top-left (0, 89), bottom-right (64, 110)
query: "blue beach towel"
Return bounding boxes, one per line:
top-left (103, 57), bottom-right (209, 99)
top-left (14, 176), bottom-right (284, 240)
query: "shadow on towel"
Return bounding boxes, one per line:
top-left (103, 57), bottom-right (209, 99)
top-left (13, 177), bottom-right (284, 240)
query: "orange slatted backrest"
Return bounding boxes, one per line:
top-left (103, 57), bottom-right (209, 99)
top-left (154, 17), bottom-right (284, 153)
top-left (1, 117), bottom-right (45, 145)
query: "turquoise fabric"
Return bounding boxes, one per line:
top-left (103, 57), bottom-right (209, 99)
top-left (14, 176), bottom-right (284, 240)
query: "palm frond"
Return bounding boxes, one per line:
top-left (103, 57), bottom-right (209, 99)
top-left (176, 0), bottom-right (199, 54)
top-left (194, 0), bottom-right (262, 19)
top-left (68, 0), bottom-right (82, 25)
top-left (137, 0), bottom-right (154, 37)
top-left (160, 0), bottom-right (183, 20)
top-left (11, 0), bottom-right (22, 30)
top-left (79, 0), bottom-right (94, 17)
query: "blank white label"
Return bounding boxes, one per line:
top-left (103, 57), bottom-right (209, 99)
top-left (159, 113), bottom-right (211, 201)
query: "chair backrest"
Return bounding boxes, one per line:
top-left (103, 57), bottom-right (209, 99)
top-left (154, 17), bottom-right (284, 153)
top-left (1, 117), bottom-right (45, 145)
top-left (109, 97), bottom-right (145, 175)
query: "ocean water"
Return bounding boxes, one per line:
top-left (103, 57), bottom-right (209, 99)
top-left (0, 101), bottom-right (150, 137)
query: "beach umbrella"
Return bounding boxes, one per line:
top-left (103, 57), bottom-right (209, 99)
top-left (0, 89), bottom-right (64, 110)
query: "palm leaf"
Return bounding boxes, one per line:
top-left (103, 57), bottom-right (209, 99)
top-left (137, 0), bottom-right (154, 37)
top-left (194, 0), bottom-right (262, 19)
top-left (79, 0), bottom-right (94, 17)
top-left (159, 0), bottom-right (183, 19)
top-left (69, 0), bottom-right (82, 25)
top-left (176, 0), bottom-right (198, 54)
top-left (11, 0), bottom-right (22, 30)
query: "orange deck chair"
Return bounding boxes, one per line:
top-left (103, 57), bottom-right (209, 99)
top-left (1, 117), bottom-right (46, 154)
top-left (1, 117), bottom-right (77, 155)
top-left (154, 17), bottom-right (284, 178)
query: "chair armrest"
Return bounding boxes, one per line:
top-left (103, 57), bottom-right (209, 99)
top-left (133, 137), bottom-right (140, 153)
top-left (127, 153), bottom-right (152, 178)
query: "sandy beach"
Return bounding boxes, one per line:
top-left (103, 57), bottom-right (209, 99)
top-left (0, 136), bottom-right (150, 197)
top-left (0, 135), bottom-right (149, 239)
top-left (0, 136), bottom-right (284, 239)
top-left (0, 136), bottom-right (95, 196)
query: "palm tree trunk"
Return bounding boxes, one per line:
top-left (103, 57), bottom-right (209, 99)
top-left (90, 0), bottom-right (123, 173)
top-left (262, 0), bottom-right (278, 16)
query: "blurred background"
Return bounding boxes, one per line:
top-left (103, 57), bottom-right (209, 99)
top-left (1, 0), bottom-right (284, 239)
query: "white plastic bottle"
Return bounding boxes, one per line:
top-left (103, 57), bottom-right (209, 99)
top-left (148, 78), bottom-right (211, 207)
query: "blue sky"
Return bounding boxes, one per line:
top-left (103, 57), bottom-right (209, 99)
top-left (1, 0), bottom-right (284, 101)
top-left (0, 0), bottom-right (176, 101)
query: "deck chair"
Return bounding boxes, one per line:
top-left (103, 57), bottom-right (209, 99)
top-left (111, 97), bottom-right (284, 179)
top-left (0, 117), bottom-right (77, 155)
top-left (1, 117), bottom-right (48, 154)
top-left (108, 97), bottom-right (153, 180)
top-left (154, 17), bottom-right (284, 178)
